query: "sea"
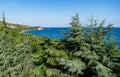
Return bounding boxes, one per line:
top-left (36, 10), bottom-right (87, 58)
top-left (26, 27), bottom-right (69, 39)
top-left (26, 27), bottom-right (120, 40)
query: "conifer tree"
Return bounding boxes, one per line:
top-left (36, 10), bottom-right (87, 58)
top-left (2, 12), bottom-right (7, 27)
top-left (63, 13), bottom-right (86, 51)
top-left (62, 14), bottom-right (120, 77)
top-left (0, 14), bottom-right (34, 77)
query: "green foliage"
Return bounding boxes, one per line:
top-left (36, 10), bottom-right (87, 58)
top-left (63, 14), bottom-right (120, 77)
top-left (0, 17), bottom-right (34, 77)
top-left (0, 29), bottom-right (33, 77)
top-left (59, 59), bottom-right (86, 75)
top-left (33, 64), bottom-right (46, 77)
top-left (63, 13), bottom-right (85, 51)
top-left (88, 60), bottom-right (112, 77)
top-left (0, 13), bottom-right (120, 77)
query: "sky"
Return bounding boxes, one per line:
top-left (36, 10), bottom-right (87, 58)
top-left (0, 0), bottom-right (120, 27)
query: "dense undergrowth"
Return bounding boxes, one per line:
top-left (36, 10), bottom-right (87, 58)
top-left (0, 14), bottom-right (120, 77)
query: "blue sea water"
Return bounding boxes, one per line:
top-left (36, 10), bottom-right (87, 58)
top-left (26, 27), bottom-right (120, 40)
top-left (26, 27), bottom-right (69, 39)
top-left (112, 28), bottom-right (120, 40)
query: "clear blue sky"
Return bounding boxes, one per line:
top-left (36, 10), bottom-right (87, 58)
top-left (0, 0), bottom-right (120, 27)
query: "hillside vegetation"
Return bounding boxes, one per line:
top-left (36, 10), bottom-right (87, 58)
top-left (0, 14), bottom-right (120, 77)
top-left (0, 15), bottom-right (42, 32)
